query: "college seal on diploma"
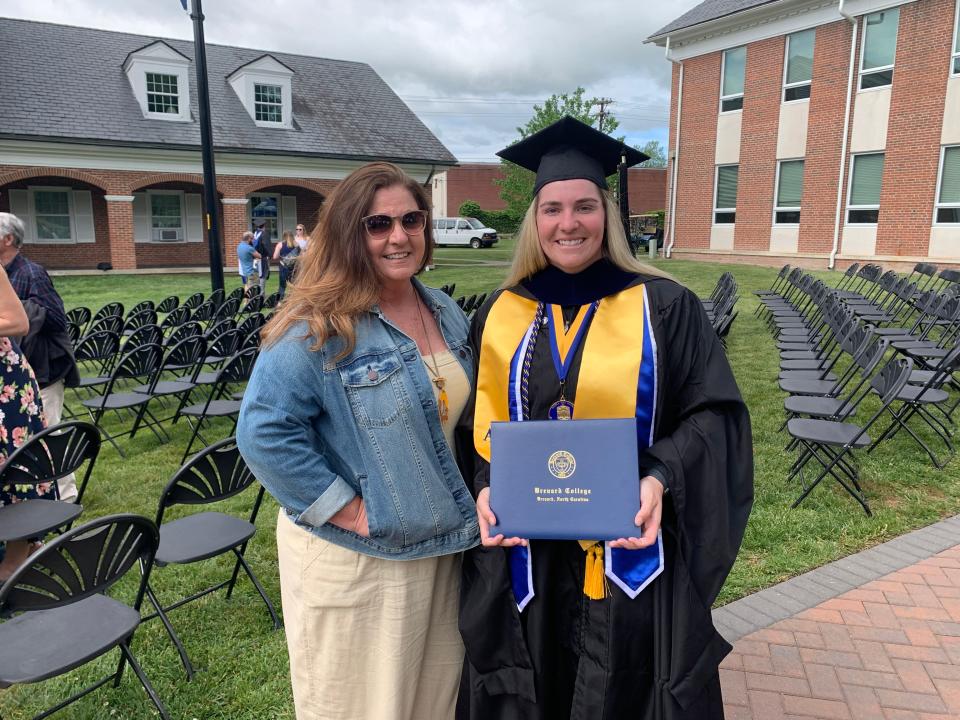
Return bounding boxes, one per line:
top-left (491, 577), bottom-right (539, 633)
top-left (547, 450), bottom-right (576, 479)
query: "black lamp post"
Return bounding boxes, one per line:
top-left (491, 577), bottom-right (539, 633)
top-left (186, 0), bottom-right (225, 292)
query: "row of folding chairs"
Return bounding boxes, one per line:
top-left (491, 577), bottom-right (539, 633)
top-left (68, 314), bottom-right (263, 455)
top-left (701, 272), bottom-right (739, 344)
top-left (68, 288), bottom-right (276, 346)
top-left (0, 431), bottom-right (280, 719)
top-left (756, 269), bottom-right (960, 513)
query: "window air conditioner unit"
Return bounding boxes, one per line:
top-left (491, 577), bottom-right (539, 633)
top-left (153, 228), bottom-right (183, 242)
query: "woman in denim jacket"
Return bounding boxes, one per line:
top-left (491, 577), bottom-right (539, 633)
top-left (237, 162), bottom-right (479, 720)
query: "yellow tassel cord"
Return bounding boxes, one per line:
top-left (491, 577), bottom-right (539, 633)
top-left (579, 540), bottom-right (607, 600)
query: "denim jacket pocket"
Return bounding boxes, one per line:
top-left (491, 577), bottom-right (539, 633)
top-left (338, 351), bottom-right (408, 428)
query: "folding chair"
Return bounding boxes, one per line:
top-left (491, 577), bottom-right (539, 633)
top-left (178, 347), bottom-right (257, 462)
top-left (213, 295), bottom-right (241, 323)
top-left (86, 314), bottom-right (124, 336)
top-left (65, 306), bottom-right (91, 332)
top-left (208, 288), bottom-right (225, 307)
top-left (0, 421), bottom-right (101, 550)
top-left (191, 299), bottom-right (217, 325)
top-left (0, 514), bottom-right (169, 719)
top-left (786, 356), bottom-right (913, 515)
top-left (90, 301), bottom-right (124, 326)
top-left (133, 335), bottom-right (207, 424)
top-left (141, 437), bottom-right (281, 678)
top-left (238, 293), bottom-right (264, 316)
top-left (868, 341), bottom-right (960, 468)
top-left (182, 292), bottom-right (205, 310)
top-left (164, 319), bottom-right (203, 349)
top-left (159, 304), bottom-right (191, 334)
top-left (263, 291), bottom-right (281, 309)
top-left (157, 294), bottom-right (180, 314)
top-left (123, 323), bottom-right (163, 350)
top-left (68, 329), bottom-right (122, 414)
top-left (237, 312), bottom-right (266, 339)
top-left (80, 343), bottom-right (167, 456)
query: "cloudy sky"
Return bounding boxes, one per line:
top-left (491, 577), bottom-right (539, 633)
top-left (4, 0), bottom-right (701, 162)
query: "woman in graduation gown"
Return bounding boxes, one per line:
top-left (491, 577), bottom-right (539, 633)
top-left (455, 117), bottom-right (754, 720)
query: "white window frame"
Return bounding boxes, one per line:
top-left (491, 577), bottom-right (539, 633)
top-left (783, 30), bottom-right (814, 103)
top-left (254, 83), bottom-right (283, 124)
top-left (248, 192), bottom-right (281, 240)
top-left (145, 72), bottom-right (180, 116)
top-left (29, 186), bottom-right (75, 244)
top-left (934, 145), bottom-right (960, 225)
top-left (952, 0), bottom-right (960, 77)
top-left (713, 164), bottom-right (738, 225)
top-left (846, 152), bottom-right (885, 225)
top-left (147, 190), bottom-right (185, 242)
top-left (719, 47), bottom-right (746, 113)
top-left (859, 9), bottom-right (899, 91)
top-left (774, 159), bottom-right (804, 225)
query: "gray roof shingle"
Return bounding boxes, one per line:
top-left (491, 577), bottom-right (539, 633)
top-left (649, 0), bottom-right (781, 39)
top-left (0, 18), bottom-right (456, 165)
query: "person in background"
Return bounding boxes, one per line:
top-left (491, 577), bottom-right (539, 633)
top-left (237, 231), bottom-right (260, 297)
top-left (294, 223), bottom-right (310, 252)
top-left (0, 258), bottom-right (48, 581)
top-left (272, 230), bottom-right (300, 299)
top-left (0, 212), bottom-right (79, 502)
top-left (456, 117), bottom-right (753, 719)
top-left (253, 218), bottom-right (272, 293)
top-left (237, 162), bottom-right (478, 720)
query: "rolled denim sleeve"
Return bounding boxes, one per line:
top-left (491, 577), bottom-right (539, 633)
top-left (237, 333), bottom-right (356, 527)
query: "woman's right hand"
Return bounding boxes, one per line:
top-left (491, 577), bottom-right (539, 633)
top-left (477, 487), bottom-right (526, 548)
top-left (327, 496), bottom-right (370, 537)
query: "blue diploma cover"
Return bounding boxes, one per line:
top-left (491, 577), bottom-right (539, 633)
top-left (490, 418), bottom-right (641, 540)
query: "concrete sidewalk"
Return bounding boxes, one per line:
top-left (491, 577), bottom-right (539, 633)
top-left (717, 515), bottom-right (960, 719)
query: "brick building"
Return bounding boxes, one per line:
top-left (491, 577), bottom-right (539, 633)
top-left (649, 0), bottom-right (960, 269)
top-left (431, 163), bottom-right (668, 218)
top-left (0, 19), bottom-right (455, 270)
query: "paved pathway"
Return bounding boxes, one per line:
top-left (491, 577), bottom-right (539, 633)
top-left (716, 515), bottom-right (960, 719)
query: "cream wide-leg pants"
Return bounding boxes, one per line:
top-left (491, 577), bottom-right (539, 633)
top-left (276, 510), bottom-right (464, 720)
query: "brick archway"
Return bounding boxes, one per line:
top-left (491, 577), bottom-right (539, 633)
top-left (128, 172), bottom-right (224, 195)
top-left (0, 167), bottom-right (109, 192)
top-left (238, 177), bottom-right (330, 197)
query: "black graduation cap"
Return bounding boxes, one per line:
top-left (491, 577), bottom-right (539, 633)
top-left (497, 116), bottom-right (649, 195)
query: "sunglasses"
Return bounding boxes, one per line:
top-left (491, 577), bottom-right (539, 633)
top-left (361, 210), bottom-right (427, 238)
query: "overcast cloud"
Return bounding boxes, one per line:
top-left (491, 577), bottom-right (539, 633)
top-left (3, 0), bottom-right (701, 161)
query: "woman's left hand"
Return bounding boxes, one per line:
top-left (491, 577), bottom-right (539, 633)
top-left (609, 475), bottom-right (663, 550)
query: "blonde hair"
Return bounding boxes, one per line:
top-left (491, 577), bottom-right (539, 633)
top-left (262, 162), bottom-right (434, 358)
top-left (281, 230), bottom-right (297, 249)
top-left (503, 188), bottom-right (671, 288)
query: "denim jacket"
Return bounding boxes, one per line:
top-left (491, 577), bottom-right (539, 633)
top-left (237, 279), bottom-right (480, 560)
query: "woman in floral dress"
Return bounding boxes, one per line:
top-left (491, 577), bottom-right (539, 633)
top-left (0, 263), bottom-right (47, 581)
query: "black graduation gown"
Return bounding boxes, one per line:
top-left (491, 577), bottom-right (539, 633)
top-left (454, 260), bottom-right (754, 720)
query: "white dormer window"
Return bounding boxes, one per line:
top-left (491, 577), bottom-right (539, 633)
top-left (123, 41), bottom-right (191, 122)
top-left (228, 55), bottom-right (293, 129)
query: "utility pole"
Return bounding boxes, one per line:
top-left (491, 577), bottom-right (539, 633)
top-left (185, 0), bottom-right (225, 292)
top-left (594, 98), bottom-right (615, 132)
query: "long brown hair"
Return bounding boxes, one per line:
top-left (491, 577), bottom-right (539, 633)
top-left (262, 162), bottom-right (434, 358)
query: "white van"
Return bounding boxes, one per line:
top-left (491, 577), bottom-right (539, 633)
top-left (431, 217), bottom-right (498, 248)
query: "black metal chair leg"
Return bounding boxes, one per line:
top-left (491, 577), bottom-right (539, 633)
top-left (234, 549), bottom-right (282, 630)
top-left (144, 582), bottom-right (196, 680)
top-left (120, 643), bottom-right (172, 720)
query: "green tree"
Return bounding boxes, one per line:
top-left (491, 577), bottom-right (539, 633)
top-left (637, 139), bottom-right (667, 168)
top-left (496, 88), bottom-right (621, 218)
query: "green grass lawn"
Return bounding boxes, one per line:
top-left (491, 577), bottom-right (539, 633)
top-left (2, 251), bottom-right (958, 718)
